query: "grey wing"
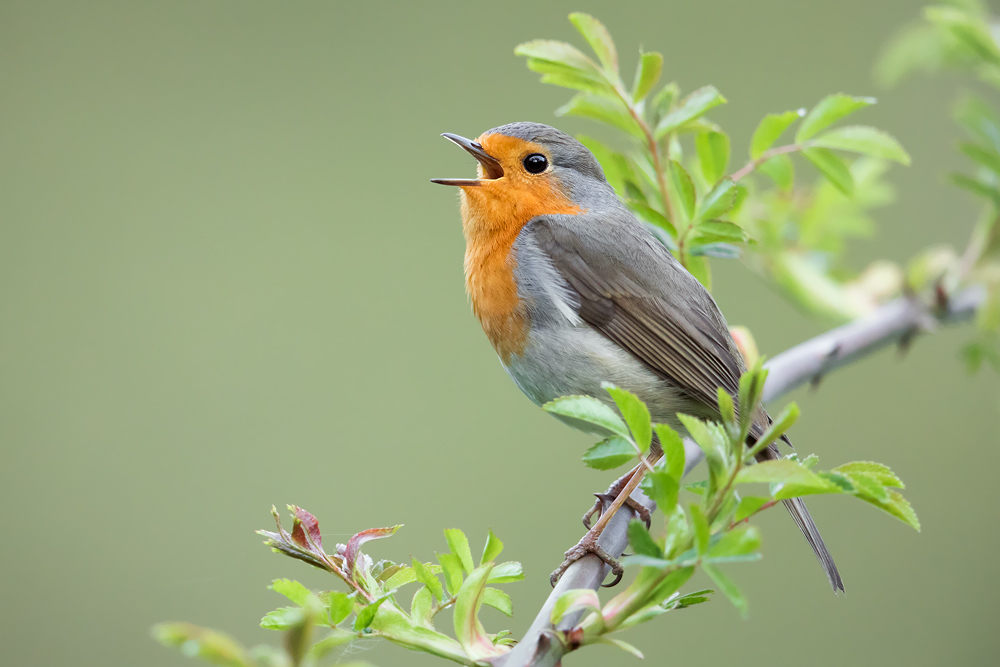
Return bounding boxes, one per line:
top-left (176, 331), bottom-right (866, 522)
top-left (528, 214), bottom-right (765, 438)
top-left (528, 214), bottom-right (843, 590)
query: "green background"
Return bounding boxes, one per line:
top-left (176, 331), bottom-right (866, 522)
top-left (2, 1), bottom-right (997, 665)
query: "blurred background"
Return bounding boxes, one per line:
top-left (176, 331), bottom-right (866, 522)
top-left (2, 1), bottom-right (998, 665)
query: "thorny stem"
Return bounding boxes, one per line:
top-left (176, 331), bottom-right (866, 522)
top-left (730, 143), bottom-right (805, 181)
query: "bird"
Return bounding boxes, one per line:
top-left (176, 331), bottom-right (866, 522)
top-left (431, 122), bottom-right (843, 592)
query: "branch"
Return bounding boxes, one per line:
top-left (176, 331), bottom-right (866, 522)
top-left (494, 285), bottom-right (984, 667)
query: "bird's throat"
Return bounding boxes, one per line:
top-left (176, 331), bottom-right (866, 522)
top-left (459, 178), bottom-right (580, 362)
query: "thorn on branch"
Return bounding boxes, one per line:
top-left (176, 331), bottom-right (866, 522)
top-left (934, 281), bottom-right (949, 313)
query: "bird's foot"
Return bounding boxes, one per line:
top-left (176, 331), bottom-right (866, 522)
top-left (582, 464), bottom-right (651, 530)
top-left (549, 529), bottom-right (624, 588)
top-left (583, 493), bottom-right (650, 530)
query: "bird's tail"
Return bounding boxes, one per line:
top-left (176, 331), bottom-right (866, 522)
top-left (755, 440), bottom-right (844, 593)
top-left (781, 495), bottom-right (844, 593)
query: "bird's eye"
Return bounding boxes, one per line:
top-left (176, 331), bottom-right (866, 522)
top-left (523, 153), bottom-right (548, 174)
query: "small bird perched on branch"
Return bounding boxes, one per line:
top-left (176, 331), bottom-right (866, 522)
top-left (432, 122), bottom-right (843, 592)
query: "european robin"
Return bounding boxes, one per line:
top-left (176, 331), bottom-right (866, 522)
top-left (432, 122), bottom-right (842, 592)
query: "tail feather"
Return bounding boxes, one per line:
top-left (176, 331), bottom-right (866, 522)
top-left (782, 496), bottom-right (845, 593)
top-left (754, 437), bottom-right (844, 593)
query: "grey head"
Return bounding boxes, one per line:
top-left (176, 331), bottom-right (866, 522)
top-left (484, 122), bottom-right (620, 209)
top-left (431, 122), bottom-right (621, 211)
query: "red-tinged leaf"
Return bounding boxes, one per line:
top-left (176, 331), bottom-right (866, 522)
top-left (290, 505), bottom-right (323, 551)
top-left (345, 525), bottom-right (403, 576)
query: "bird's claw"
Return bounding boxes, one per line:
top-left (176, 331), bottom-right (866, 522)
top-left (549, 532), bottom-right (624, 588)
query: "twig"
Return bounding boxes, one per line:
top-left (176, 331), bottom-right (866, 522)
top-left (492, 284), bottom-right (985, 667)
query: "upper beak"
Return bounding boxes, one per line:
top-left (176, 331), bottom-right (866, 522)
top-left (431, 133), bottom-right (505, 186)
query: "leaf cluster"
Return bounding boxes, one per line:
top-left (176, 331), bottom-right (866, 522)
top-left (154, 508), bottom-right (524, 667)
top-left (537, 365), bottom-right (917, 659)
top-left (517, 13), bottom-right (910, 313)
top-left (878, 2), bottom-right (1000, 369)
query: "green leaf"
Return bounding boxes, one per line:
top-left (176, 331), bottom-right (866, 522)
top-left (604, 384), bottom-right (652, 452)
top-left (444, 528), bottom-right (475, 574)
top-left (353, 593), bottom-right (391, 631)
top-left (702, 564), bottom-right (748, 617)
top-left (954, 94), bottom-right (1000, 152)
top-left (151, 623), bottom-right (250, 667)
top-left (677, 413), bottom-right (725, 464)
top-left (960, 142), bottom-right (1000, 175)
top-left (690, 504), bottom-right (709, 555)
top-left (453, 564), bottom-right (500, 662)
top-left (260, 607), bottom-right (304, 631)
top-left (655, 85), bottom-right (727, 138)
top-left (696, 131), bottom-right (730, 184)
top-left (629, 201), bottom-right (677, 237)
top-left (717, 387), bottom-right (735, 424)
top-left (689, 242), bottom-right (741, 259)
top-left (696, 179), bottom-right (736, 220)
top-left (833, 461), bottom-right (904, 488)
top-left (706, 525), bottom-right (761, 559)
top-left (652, 423), bottom-right (685, 481)
top-left (482, 587), bottom-right (513, 617)
top-left (410, 586), bottom-right (434, 628)
top-left (796, 94), bottom-right (876, 141)
top-left (582, 436), bottom-right (635, 470)
top-left (627, 518), bottom-right (662, 557)
top-left (268, 579), bottom-right (315, 607)
top-left (487, 561), bottom-right (525, 583)
top-left (842, 471), bottom-right (889, 502)
top-left (662, 505), bottom-right (692, 559)
top-left (650, 82), bottom-right (679, 125)
top-left (696, 221), bottom-right (746, 244)
top-left (543, 394), bottom-right (630, 438)
top-left (411, 557), bottom-right (445, 602)
top-left (735, 459), bottom-right (841, 499)
top-left (328, 591), bottom-right (353, 626)
top-left (550, 588), bottom-right (601, 625)
top-left (949, 172), bottom-right (1000, 208)
top-left (759, 153), bottom-right (794, 190)
top-left (632, 51), bottom-right (663, 102)
top-left (307, 630), bottom-right (356, 661)
top-left (526, 58), bottom-right (611, 94)
top-left (481, 529), bottom-right (504, 565)
top-left (667, 588), bottom-right (715, 609)
top-left (640, 468), bottom-right (680, 514)
top-left (925, 6), bottom-right (1000, 65)
top-left (745, 402), bottom-right (800, 459)
top-left (811, 125), bottom-right (911, 164)
top-left (668, 159), bottom-right (696, 222)
top-left (569, 13), bottom-right (618, 73)
top-left (557, 93), bottom-right (644, 138)
top-left (734, 496), bottom-right (770, 522)
top-left (437, 553), bottom-right (465, 596)
top-left (514, 40), bottom-right (599, 74)
top-left (750, 109), bottom-right (804, 159)
top-left (596, 637), bottom-right (645, 659)
top-left (382, 566), bottom-right (418, 591)
top-left (803, 147), bottom-right (854, 195)
top-left (855, 489), bottom-right (921, 531)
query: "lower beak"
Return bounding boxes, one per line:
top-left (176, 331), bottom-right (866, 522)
top-left (431, 133), bottom-right (505, 186)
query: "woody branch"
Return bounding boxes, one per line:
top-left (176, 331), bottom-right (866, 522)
top-left (494, 284), bottom-right (985, 667)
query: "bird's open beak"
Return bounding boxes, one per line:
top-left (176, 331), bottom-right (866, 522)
top-left (431, 133), bottom-right (504, 186)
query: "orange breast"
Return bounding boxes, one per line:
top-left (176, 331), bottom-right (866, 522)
top-left (459, 138), bottom-right (581, 361)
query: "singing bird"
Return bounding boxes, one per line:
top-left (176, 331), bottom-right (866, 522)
top-left (432, 122), bottom-right (842, 592)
